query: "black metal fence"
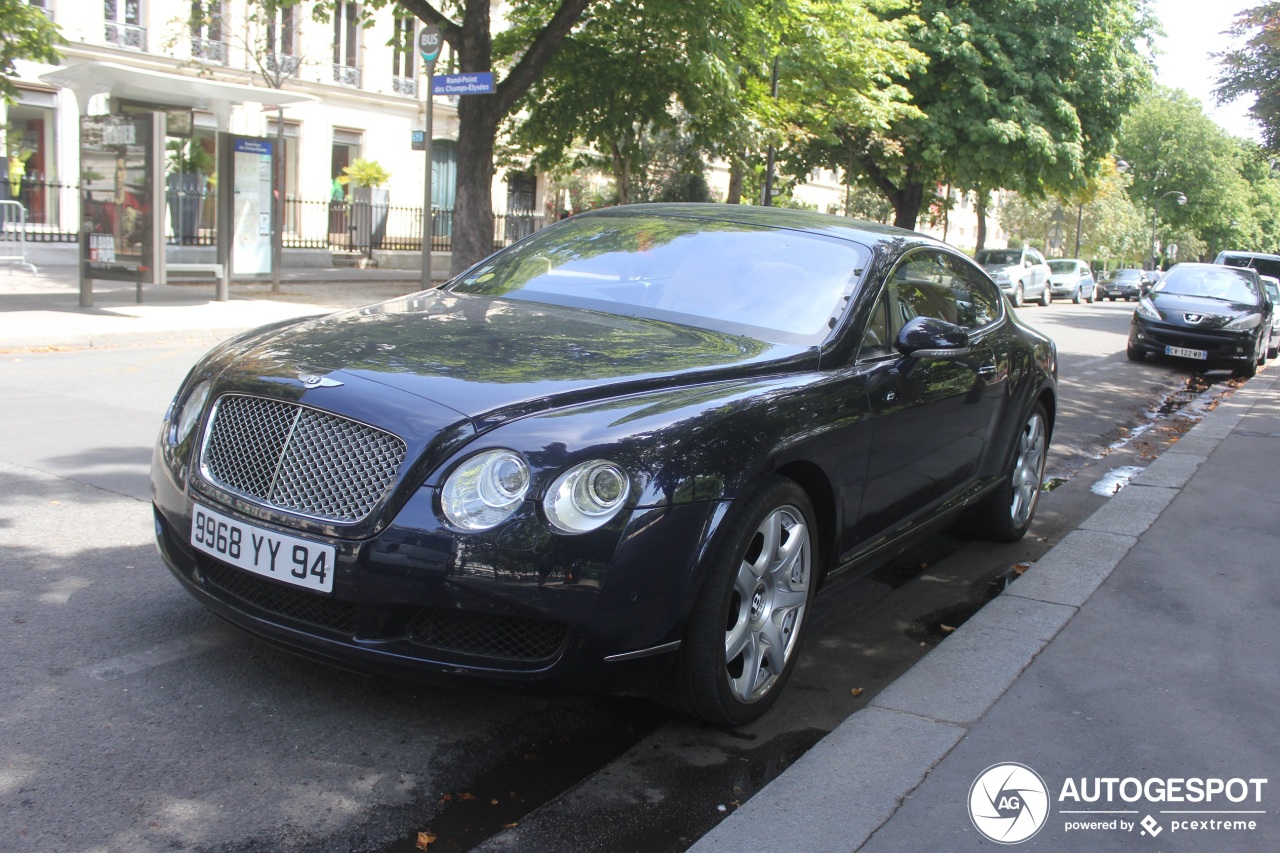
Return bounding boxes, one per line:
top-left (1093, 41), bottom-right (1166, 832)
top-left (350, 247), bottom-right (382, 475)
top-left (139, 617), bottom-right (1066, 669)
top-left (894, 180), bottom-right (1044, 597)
top-left (0, 179), bottom-right (549, 254)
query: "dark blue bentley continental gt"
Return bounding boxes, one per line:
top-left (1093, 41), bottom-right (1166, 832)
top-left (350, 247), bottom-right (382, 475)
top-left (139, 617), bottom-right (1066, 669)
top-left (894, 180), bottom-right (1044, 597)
top-left (152, 204), bottom-right (1057, 725)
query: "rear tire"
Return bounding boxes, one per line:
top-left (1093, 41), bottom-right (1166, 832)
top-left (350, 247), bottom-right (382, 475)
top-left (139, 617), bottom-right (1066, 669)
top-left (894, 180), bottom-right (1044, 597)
top-left (1012, 284), bottom-right (1025, 308)
top-left (1071, 288), bottom-right (1081, 304)
top-left (972, 403), bottom-right (1049, 542)
top-left (1037, 286), bottom-right (1050, 306)
top-left (655, 477), bottom-right (818, 726)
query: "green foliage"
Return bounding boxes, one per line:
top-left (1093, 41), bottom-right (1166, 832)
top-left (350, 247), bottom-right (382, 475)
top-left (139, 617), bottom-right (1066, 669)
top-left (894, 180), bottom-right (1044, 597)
top-left (1215, 2), bottom-right (1280, 151)
top-left (842, 0), bottom-right (1154, 228)
top-left (0, 0), bottom-right (63, 104)
top-left (1116, 88), bottom-right (1258, 259)
top-left (166, 139), bottom-right (216, 175)
top-left (338, 158), bottom-right (391, 188)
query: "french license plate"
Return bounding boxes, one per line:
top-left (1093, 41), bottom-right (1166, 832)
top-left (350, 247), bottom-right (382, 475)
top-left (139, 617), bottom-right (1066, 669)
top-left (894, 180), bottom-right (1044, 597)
top-left (190, 503), bottom-right (335, 593)
top-left (1165, 345), bottom-right (1207, 360)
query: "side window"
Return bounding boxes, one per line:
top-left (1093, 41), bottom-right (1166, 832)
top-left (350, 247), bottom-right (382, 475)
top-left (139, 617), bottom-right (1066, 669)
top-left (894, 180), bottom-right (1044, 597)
top-left (944, 254), bottom-right (1003, 330)
top-left (891, 251), bottom-right (961, 326)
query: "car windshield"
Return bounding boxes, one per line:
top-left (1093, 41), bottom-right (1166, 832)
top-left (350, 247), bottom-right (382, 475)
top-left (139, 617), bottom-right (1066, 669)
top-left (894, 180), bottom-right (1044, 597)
top-left (1220, 254), bottom-right (1280, 280)
top-left (1262, 280), bottom-right (1280, 303)
top-left (976, 249), bottom-right (1021, 266)
top-left (1156, 266), bottom-right (1260, 303)
top-left (1104, 269), bottom-right (1142, 282)
top-left (448, 214), bottom-right (870, 343)
top-left (1047, 260), bottom-right (1079, 274)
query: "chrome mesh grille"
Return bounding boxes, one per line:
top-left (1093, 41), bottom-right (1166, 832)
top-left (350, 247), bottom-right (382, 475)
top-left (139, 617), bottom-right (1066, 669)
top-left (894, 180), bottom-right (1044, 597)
top-left (202, 395), bottom-right (407, 522)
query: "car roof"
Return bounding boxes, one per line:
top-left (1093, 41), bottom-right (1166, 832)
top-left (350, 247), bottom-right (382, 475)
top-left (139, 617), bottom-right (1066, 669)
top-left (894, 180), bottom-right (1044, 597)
top-left (578, 203), bottom-right (944, 253)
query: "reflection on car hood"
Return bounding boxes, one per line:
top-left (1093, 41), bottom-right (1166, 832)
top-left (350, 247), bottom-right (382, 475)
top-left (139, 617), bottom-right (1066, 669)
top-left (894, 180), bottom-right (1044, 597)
top-left (982, 264), bottom-right (1016, 274)
top-left (222, 290), bottom-right (805, 425)
top-left (1149, 292), bottom-right (1257, 327)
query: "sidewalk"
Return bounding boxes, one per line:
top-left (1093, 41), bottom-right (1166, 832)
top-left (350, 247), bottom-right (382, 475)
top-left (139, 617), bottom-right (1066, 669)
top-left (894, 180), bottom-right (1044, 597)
top-left (692, 373), bottom-right (1280, 851)
top-left (0, 265), bottom-right (425, 350)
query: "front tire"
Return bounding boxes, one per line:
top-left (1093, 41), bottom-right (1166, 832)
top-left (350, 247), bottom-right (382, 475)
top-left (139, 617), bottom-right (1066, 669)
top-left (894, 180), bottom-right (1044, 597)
top-left (656, 478), bottom-right (817, 726)
top-left (1126, 344), bottom-right (1146, 362)
top-left (972, 403), bottom-right (1049, 542)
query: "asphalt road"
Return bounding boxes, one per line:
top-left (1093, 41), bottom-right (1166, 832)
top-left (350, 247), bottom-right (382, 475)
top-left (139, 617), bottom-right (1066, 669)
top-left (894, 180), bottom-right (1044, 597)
top-left (0, 296), bottom-right (1241, 853)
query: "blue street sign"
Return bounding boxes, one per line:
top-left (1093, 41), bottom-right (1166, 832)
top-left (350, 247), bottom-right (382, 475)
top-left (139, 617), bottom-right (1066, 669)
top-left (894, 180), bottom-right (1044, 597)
top-left (431, 72), bottom-right (495, 96)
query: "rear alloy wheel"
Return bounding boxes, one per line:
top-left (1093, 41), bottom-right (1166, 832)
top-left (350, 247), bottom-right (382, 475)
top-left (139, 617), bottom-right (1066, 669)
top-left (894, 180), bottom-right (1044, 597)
top-left (1086, 287), bottom-right (1095, 304)
top-left (1012, 284), bottom-right (1025, 308)
top-left (1037, 285), bottom-right (1050, 306)
top-left (657, 477), bottom-right (817, 726)
top-left (972, 403), bottom-right (1048, 542)
top-left (1072, 287), bottom-right (1082, 305)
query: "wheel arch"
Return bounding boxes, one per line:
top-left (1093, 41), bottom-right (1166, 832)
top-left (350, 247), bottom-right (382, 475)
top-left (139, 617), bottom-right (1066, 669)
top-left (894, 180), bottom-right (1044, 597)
top-left (772, 459), bottom-right (837, 585)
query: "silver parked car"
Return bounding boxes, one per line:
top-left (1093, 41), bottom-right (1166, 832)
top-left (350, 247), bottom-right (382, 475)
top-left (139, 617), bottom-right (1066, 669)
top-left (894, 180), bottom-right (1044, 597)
top-left (1261, 275), bottom-right (1280, 359)
top-left (1046, 259), bottom-right (1097, 303)
top-left (975, 246), bottom-right (1051, 307)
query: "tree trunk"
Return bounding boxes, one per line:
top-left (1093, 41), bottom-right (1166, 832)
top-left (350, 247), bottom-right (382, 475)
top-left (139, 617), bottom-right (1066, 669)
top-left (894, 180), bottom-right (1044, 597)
top-left (610, 140), bottom-right (631, 206)
top-left (891, 182), bottom-right (924, 230)
top-left (974, 187), bottom-right (988, 253)
top-left (450, 97), bottom-right (501, 275)
top-left (726, 155), bottom-right (745, 204)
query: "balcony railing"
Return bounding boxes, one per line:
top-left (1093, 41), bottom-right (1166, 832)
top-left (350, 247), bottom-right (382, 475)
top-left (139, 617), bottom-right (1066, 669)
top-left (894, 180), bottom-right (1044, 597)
top-left (105, 22), bottom-right (146, 51)
top-left (393, 76), bottom-right (418, 97)
top-left (333, 64), bottom-right (361, 88)
top-left (267, 53), bottom-right (300, 76)
top-left (191, 37), bottom-right (227, 65)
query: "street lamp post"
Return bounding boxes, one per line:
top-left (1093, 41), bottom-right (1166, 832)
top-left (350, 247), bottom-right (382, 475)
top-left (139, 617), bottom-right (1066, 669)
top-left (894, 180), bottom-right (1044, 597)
top-left (1149, 190), bottom-right (1187, 271)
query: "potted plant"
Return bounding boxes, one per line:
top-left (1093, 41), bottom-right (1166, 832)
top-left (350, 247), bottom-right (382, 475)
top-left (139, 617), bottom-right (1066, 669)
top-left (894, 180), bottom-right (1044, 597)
top-left (166, 139), bottom-right (215, 244)
top-left (338, 158), bottom-right (391, 253)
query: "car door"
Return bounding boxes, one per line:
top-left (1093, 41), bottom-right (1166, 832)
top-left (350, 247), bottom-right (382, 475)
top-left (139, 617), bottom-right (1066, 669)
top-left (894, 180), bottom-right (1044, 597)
top-left (848, 249), bottom-right (1005, 551)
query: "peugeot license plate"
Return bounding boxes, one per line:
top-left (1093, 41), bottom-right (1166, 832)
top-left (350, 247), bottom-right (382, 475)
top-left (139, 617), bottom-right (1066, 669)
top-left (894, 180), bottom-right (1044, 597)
top-left (1165, 345), bottom-right (1207, 360)
top-left (190, 503), bottom-right (335, 593)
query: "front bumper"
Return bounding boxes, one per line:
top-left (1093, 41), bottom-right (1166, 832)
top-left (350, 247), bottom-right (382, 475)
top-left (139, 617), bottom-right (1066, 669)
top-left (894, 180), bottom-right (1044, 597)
top-left (153, 458), bottom-right (725, 695)
top-left (1103, 285), bottom-right (1139, 300)
top-left (1128, 317), bottom-right (1260, 367)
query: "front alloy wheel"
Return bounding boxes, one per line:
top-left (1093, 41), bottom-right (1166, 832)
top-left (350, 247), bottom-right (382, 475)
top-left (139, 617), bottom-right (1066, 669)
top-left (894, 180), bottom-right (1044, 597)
top-left (657, 477), bottom-right (817, 725)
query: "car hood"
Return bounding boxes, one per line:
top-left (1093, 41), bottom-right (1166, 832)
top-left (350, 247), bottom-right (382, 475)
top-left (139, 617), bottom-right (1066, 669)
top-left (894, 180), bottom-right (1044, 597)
top-left (216, 290), bottom-right (808, 428)
top-left (1048, 272), bottom-right (1079, 284)
top-left (1148, 292), bottom-right (1259, 328)
top-left (982, 264), bottom-right (1017, 276)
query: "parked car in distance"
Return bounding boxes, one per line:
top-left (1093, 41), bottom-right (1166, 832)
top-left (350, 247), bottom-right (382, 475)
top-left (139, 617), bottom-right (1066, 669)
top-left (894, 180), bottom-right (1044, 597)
top-left (1128, 262), bottom-right (1271, 378)
top-left (975, 245), bottom-right (1051, 307)
top-left (1046, 259), bottom-right (1096, 303)
top-left (1214, 249), bottom-right (1280, 281)
top-left (1099, 268), bottom-right (1144, 301)
top-left (1260, 275), bottom-right (1280, 359)
top-left (151, 204), bottom-right (1058, 726)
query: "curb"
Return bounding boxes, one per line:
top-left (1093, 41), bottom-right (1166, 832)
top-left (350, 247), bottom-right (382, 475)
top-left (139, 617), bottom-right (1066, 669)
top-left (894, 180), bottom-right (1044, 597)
top-left (687, 371), bottom-right (1278, 853)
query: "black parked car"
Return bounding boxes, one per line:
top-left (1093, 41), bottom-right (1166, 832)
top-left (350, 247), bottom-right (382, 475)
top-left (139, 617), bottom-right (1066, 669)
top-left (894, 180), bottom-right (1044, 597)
top-left (152, 204), bottom-right (1057, 725)
top-left (1099, 268), bottom-right (1144, 301)
top-left (1128, 262), bottom-right (1271, 377)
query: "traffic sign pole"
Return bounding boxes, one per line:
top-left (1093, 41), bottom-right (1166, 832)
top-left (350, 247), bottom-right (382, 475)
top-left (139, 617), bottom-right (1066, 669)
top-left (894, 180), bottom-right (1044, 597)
top-left (418, 24), bottom-right (442, 289)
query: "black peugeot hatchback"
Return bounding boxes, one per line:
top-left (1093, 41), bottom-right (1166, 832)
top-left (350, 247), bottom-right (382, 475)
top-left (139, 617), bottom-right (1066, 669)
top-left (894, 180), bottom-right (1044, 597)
top-left (1128, 262), bottom-right (1271, 377)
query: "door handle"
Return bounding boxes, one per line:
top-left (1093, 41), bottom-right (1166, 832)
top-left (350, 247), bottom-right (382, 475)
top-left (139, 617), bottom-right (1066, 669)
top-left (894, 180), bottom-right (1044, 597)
top-left (977, 362), bottom-right (998, 380)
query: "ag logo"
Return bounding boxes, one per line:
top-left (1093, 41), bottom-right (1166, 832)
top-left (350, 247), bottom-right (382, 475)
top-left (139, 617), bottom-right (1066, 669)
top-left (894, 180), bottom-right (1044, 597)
top-left (969, 763), bottom-right (1050, 844)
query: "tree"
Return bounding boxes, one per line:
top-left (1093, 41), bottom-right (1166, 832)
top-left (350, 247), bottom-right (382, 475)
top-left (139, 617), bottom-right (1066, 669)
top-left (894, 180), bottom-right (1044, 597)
top-left (326, 0), bottom-right (597, 274)
top-left (503, 0), bottom-right (743, 205)
top-left (1215, 2), bottom-right (1280, 150)
top-left (1116, 88), bottom-right (1254, 263)
top-left (0, 0), bottom-right (62, 105)
top-left (843, 0), bottom-right (1153, 231)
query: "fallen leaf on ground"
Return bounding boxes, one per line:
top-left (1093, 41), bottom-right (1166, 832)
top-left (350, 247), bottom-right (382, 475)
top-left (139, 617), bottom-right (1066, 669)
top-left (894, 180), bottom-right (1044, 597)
top-left (940, 624), bottom-right (956, 633)
top-left (416, 830), bottom-right (437, 850)
top-left (458, 792), bottom-right (477, 801)
top-left (851, 687), bottom-right (864, 697)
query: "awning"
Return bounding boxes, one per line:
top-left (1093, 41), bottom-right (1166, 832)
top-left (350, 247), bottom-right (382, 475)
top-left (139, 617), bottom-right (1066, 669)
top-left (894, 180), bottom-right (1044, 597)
top-left (40, 61), bottom-right (317, 128)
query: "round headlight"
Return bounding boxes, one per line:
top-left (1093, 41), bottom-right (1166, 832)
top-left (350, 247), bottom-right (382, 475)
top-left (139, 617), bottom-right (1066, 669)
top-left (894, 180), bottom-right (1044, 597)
top-left (544, 460), bottom-right (631, 534)
top-left (440, 449), bottom-right (530, 531)
top-left (176, 380), bottom-right (211, 443)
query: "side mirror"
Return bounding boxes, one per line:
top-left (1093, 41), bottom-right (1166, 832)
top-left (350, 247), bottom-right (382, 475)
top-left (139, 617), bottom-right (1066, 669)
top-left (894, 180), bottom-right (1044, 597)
top-left (896, 316), bottom-right (970, 358)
